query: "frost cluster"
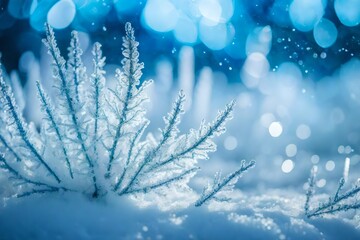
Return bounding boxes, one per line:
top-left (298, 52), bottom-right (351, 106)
top-left (0, 23), bottom-right (254, 206)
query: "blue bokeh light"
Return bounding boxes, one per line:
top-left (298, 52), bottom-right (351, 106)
top-left (30, 0), bottom-right (57, 31)
top-left (198, 0), bottom-right (222, 23)
top-left (173, 14), bottom-right (198, 44)
top-left (289, 0), bottom-right (325, 32)
top-left (0, 0), bottom-right (358, 81)
top-left (141, 0), bottom-right (235, 48)
top-left (199, 19), bottom-right (233, 50)
top-left (7, 0), bottom-right (33, 19)
top-left (313, 18), bottom-right (338, 48)
top-left (47, 0), bottom-right (76, 29)
top-left (334, 0), bottom-right (360, 27)
top-left (143, 0), bottom-right (179, 32)
top-left (219, 0), bottom-right (234, 22)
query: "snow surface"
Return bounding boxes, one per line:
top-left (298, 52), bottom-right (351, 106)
top-left (1, 190), bottom-right (359, 239)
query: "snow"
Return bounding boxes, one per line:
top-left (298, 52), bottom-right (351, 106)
top-left (1, 190), bottom-right (360, 239)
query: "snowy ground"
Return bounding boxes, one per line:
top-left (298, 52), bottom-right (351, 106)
top-left (1, 190), bottom-right (360, 240)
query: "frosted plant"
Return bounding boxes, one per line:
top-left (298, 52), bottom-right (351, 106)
top-left (0, 22), bottom-right (254, 204)
top-left (304, 167), bottom-right (360, 218)
top-left (195, 160), bottom-right (255, 206)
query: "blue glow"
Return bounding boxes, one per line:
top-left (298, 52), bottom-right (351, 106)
top-left (289, 0), bottom-right (325, 32)
top-left (334, 0), bottom-right (360, 27)
top-left (270, 0), bottom-right (292, 27)
top-left (47, 0), bottom-right (76, 29)
top-left (219, 0), bottom-right (234, 22)
top-left (225, 35), bottom-right (247, 59)
top-left (72, 1), bottom-right (111, 32)
top-left (313, 18), bottom-right (338, 48)
top-left (143, 0), bottom-right (178, 32)
top-left (30, 0), bottom-right (38, 15)
top-left (197, 0), bottom-right (234, 24)
top-left (173, 15), bottom-right (198, 44)
top-left (7, 0), bottom-right (33, 19)
top-left (246, 26), bottom-right (272, 55)
top-left (73, 0), bottom-right (87, 8)
top-left (30, 0), bottom-right (57, 31)
top-left (77, 0), bottom-right (111, 22)
top-left (170, 0), bottom-right (200, 20)
top-left (198, 0), bottom-right (222, 23)
top-left (199, 19), bottom-right (233, 50)
top-left (0, 11), bottom-right (16, 30)
top-left (114, 0), bottom-right (138, 13)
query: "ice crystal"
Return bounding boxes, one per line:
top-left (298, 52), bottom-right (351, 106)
top-left (0, 23), bottom-right (254, 204)
top-left (304, 167), bottom-right (360, 218)
top-left (195, 160), bottom-right (255, 206)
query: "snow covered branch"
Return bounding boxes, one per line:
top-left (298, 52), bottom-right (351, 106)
top-left (195, 160), bottom-right (256, 207)
top-left (105, 22), bottom-right (151, 177)
top-left (0, 133), bottom-right (22, 162)
top-left (43, 23), bottom-right (98, 197)
top-left (67, 31), bottom-right (86, 104)
top-left (0, 63), bottom-right (60, 183)
top-left (36, 81), bottom-right (73, 179)
top-left (0, 22), bottom-right (253, 206)
top-left (88, 42), bottom-right (106, 158)
top-left (304, 167), bottom-right (360, 218)
top-left (147, 100), bottom-right (236, 173)
top-left (0, 154), bottom-right (70, 197)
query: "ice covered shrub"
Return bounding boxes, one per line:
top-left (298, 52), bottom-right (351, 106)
top-left (0, 23), bottom-right (254, 206)
top-left (304, 167), bottom-right (360, 218)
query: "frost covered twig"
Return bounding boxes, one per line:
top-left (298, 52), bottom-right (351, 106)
top-left (88, 42), bottom-right (106, 159)
top-left (113, 121), bottom-right (148, 192)
top-left (147, 100), bottom-right (236, 173)
top-left (36, 81), bottom-right (73, 179)
top-left (0, 154), bottom-right (70, 197)
top-left (43, 23), bottom-right (99, 197)
top-left (124, 167), bottom-right (199, 195)
top-left (304, 167), bottom-right (360, 218)
top-left (0, 133), bottom-right (22, 162)
top-left (195, 160), bottom-right (255, 207)
top-left (0, 65), bottom-right (61, 183)
top-left (118, 91), bottom-right (185, 194)
top-left (304, 167), bottom-right (316, 215)
top-left (105, 22), bottom-right (150, 178)
top-left (67, 31), bottom-right (85, 104)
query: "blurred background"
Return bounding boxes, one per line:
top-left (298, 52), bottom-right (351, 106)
top-left (0, 0), bottom-right (360, 195)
